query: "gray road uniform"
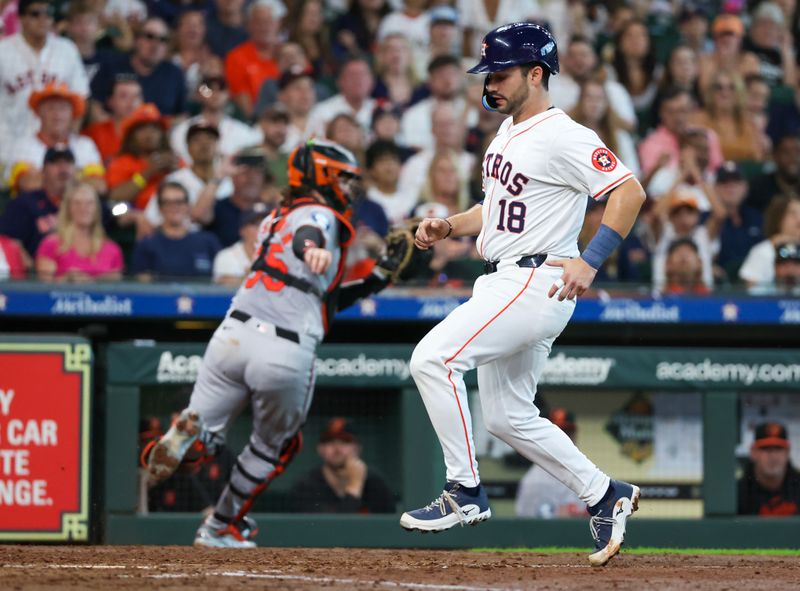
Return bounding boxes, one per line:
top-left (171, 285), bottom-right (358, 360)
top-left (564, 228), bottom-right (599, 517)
top-left (189, 198), bottom-right (354, 522)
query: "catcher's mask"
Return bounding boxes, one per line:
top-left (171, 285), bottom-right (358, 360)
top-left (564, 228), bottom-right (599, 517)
top-left (288, 139), bottom-right (364, 214)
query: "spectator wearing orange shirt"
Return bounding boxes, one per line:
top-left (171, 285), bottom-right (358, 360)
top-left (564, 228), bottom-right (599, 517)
top-left (83, 75), bottom-right (144, 164)
top-left (224, 0), bottom-right (285, 119)
top-left (107, 103), bottom-right (179, 211)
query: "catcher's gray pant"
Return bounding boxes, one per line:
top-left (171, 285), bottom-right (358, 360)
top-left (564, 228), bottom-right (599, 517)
top-left (188, 314), bottom-right (317, 520)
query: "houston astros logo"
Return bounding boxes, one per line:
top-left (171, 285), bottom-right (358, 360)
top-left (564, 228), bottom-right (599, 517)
top-left (591, 148), bottom-right (617, 172)
top-left (481, 42), bottom-right (488, 58)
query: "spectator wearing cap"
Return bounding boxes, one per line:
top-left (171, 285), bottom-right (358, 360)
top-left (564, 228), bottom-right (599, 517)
top-left (224, 0), bottom-right (285, 119)
top-left (400, 55), bottom-right (475, 152)
top-left (398, 103), bottom-right (475, 207)
top-left (677, 4), bottom-right (713, 56)
top-left (170, 75), bottom-right (262, 164)
top-left (331, 0), bottom-right (390, 64)
top-left (3, 83), bottom-right (104, 195)
top-left (170, 9), bottom-right (211, 100)
top-left (0, 146), bottom-right (77, 257)
top-left (714, 162), bottom-right (763, 280)
top-left (457, 0), bottom-right (543, 59)
top-left (91, 16), bottom-right (187, 118)
top-left (515, 408), bottom-right (586, 518)
top-left (305, 57), bottom-right (376, 140)
top-left (652, 186), bottom-right (724, 291)
top-left (698, 14), bottom-right (760, 96)
top-left (131, 181), bottom-right (221, 280)
top-left (274, 66), bottom-right (318, 152)
top-left (290, 418), bottom-right (395, 514)
top-left (198, 147), bottom-right (272, 248)
top-left (689, 70), bottom-right (764, 162)
top-left (253, 42), bottom-right (331, 119)
top-left (738, 422), bottom-right (800, 516)
top-left (372, 33), bottom-right (422, 112)
top-left (107, 103), bottom-right (179, 211)
top-left (257, 106), bottom-right (290, 189)
top-left (425, 5), bottom-right (462, 72)
top-left (146, 121), bottom-right (233, 229)
top-left (549, 36), bottom-right (637, 132)
top-left (35, 182), bottom-right (123, 282)
top-left (64, 1), bottom-right (122, 87)
top-left (212, 204), bottom-right (267, 285)
top-left (205, 0), bottom-right (248, 58)
top-left (743, 1), bottom-right (797, 88)
top-left (746, 135), bottom-right (800, 213)
top-left (0, 0), bottom-right (89, 143)
top-left (773, 241), bottom-right (800, 291)
top-left (739, 197), bottom-right (800, 288)
top-left (82, 76), bottom-right (144, 165)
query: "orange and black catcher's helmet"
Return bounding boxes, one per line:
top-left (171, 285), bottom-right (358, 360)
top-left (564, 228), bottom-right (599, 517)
top-left (288, 140), bottom-right (363, 214)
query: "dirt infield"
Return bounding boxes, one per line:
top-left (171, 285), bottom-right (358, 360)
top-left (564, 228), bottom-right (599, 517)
top-left (2, 546), bottom-right (798, 590)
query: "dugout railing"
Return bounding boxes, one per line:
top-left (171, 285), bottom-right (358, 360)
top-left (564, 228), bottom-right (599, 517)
top-left (100, 341), bottom-right (800, 548)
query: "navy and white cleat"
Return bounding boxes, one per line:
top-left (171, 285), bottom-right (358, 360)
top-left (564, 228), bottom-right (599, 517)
top-left (400, 482), bottom-right (492, 532)
top-left (587, 479), bottom-right (640, 566)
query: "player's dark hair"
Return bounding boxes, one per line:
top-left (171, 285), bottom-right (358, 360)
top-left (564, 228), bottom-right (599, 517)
top-left (365, 140), bottom-right (402, 169)
top-left (521, 62), bottom-right (550, 91)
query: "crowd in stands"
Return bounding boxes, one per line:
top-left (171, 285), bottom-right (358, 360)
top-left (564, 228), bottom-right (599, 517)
top-left (0, 0), bottom-right (799, 294)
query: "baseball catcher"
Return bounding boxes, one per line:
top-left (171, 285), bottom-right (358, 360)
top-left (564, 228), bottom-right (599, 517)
top-left (142, 139), bottom-right (426, 547)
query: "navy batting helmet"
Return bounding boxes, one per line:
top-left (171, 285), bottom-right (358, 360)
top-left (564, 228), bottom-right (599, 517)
top-left (467, 22), bottom-right (559, 75)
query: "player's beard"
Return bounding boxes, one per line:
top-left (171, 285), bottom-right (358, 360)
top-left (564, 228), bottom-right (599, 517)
top-left (495, 82), bottom-right (530, 116)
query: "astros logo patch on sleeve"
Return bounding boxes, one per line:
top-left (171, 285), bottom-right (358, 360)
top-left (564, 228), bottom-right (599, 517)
top-left (591, 148), bottom-right (617, 172)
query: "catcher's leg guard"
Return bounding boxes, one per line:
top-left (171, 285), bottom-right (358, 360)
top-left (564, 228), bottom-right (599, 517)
top-left (212, 431), bottom-right (304, 534)
top-left (144, 409), bottom-right (205, 485)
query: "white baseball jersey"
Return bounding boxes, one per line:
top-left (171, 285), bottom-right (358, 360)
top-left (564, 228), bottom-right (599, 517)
top-left (477, 108), bottom-right (633, 262)
top-left (3, 133), bottom-right (103, 187)
top-left (0, 33), bottom-right (89, 141)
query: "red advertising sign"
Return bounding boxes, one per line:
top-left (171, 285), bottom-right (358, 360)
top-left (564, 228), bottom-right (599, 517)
top-left (0, 341), bottom-right (91, 541)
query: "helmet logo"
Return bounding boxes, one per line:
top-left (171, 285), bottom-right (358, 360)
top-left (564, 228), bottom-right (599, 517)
top-left (591, 147), bottom-right (617, 172)
top-left (481, 42), bottom-right (488, 58)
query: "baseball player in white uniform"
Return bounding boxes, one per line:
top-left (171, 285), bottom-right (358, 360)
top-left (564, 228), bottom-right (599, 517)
top-left (0, 1), bottom-right (88, 146)
top-left (399, 23), bottom-right (647, 567)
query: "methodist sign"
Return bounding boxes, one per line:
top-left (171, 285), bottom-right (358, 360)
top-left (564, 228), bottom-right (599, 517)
top-left (0, 338), bottom-right (91, 541)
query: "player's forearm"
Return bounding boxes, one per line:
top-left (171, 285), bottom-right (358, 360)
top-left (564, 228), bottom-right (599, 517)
top-left (447, 204), bottom-right (483, 238)
top-left (599, 178), bottom-right (646, 238)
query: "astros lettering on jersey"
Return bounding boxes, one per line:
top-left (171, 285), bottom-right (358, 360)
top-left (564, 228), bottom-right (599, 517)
top-left (477, 107), bottom-right (633, 262)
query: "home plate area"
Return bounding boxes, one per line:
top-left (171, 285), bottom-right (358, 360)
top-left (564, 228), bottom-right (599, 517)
top-left (1, 546), bottom-right (797, 590)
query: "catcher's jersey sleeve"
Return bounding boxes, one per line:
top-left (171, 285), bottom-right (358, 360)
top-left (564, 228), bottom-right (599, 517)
top-left (547, 125), bottom-right (634, 201)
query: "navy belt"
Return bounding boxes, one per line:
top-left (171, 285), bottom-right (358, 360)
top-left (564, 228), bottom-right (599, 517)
top-left (229, 309), bottom-right (300, 344)
top-left (484, 254), bottom-right (548, 275)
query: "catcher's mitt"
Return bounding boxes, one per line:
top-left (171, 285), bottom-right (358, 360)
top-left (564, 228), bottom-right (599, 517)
top-left (377, 223), bottom-right (432, 282)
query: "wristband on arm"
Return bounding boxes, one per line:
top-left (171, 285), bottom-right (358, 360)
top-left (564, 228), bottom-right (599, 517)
top-left (580, 223), bottom-right (623, 270)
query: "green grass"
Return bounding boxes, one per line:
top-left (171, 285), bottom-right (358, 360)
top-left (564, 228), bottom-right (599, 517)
top-left (472, 547), bottom-right (800, 556)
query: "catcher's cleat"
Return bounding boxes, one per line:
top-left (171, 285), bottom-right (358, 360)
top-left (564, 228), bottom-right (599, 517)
top-left (400, 482), bottom-right (491, 532)
top-left (587, 479), bottom-right (640, 567)
top-left (146, 408), bottom-right (203, 486)
top-left (194, 516), bottom-right (257, 549)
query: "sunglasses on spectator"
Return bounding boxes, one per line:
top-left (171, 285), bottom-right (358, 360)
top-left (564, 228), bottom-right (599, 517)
top-left (140, 31), bottom-right (170, 44)
top-left (24, 7), bottom-right (53, 18)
